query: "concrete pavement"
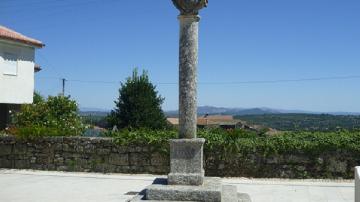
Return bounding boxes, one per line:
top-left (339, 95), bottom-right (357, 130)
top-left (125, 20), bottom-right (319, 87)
top-left (0, 169), bottom-right (354, 202)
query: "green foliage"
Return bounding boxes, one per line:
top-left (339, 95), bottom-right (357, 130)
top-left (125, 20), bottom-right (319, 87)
top-left (33, 92), bottom-right (44, 104)
top-left (225, 130), bottom-right (358, 157)
top-left (104, 128), bottom-right (177, 145)
top-left (201, 130), bottom-right (360, 158)
top-left (0, 131), bottom-right (7, 137)
top-left (103, 128), bottom-right (177, 154)
top-left (104, 128), bottom-right (360, 158)
top-left (109, 68), bottom-right (168, 130)
top-left (13, 125), bottom-right (66, 139)
top-left (235, 113), bottom-right (360, 132)
top-left (12, 94), bottom-right (85, 138)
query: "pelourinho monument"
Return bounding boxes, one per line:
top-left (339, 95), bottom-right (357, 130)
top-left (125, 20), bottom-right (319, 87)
top-left (128, 1), bottom-right (251, 201)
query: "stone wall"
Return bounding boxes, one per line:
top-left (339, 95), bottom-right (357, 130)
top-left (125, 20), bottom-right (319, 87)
top-left (0, 136), bottom-right (169, 174)
top-left (0, 136), bottom-right (356, 178)
top-left (205, 149), bottom-right (356, 179)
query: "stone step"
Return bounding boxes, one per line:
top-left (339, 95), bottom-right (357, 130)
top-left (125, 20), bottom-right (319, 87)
top-left (127, 177), bottom-right (252, 202)
top-left (127, 191), bottom-right (251, 202)
top-left (221, 185), bottom-right (237, 201)
top-left (221, 185), bottom-right (251, 202)
top-left (146, 178), bottom-right (222, 201)
top-left (127, 195), bottom-right (198, 202)
top-left (238, 193), bottom-right (252, 202)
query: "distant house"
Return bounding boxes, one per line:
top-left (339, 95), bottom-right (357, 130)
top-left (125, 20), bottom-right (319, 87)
top-left (167, 118), bottom-right (179, 126)
top-left (167, 115), bottom-right (278, 134)
top-left (0, 25), bottom-right (44, 129)
top-left (197, 115), bottom-right (240, 129)
top-left (167, 115), bottom-right (244, 130)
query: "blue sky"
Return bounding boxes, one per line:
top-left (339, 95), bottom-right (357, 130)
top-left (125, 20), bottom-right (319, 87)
top-left (1, 0), bottom-right (360, 112)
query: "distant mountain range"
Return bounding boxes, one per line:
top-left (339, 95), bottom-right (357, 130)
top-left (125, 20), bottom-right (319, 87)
top-left (79, 106), bottom-right (360, 117)
top-left (79, 108), bottom-right (110, 117)
top-left (165, 106), bottom-right (360, 117)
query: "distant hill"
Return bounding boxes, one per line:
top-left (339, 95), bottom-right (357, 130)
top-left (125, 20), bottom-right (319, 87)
top-left (165, 106), bottom-right (360, 117)
top-left (235, 113), bottom-right (360, 132)
top-left (79, 111), bottom-right (109, 117)
top-left (80, 107), bottom-right (110, 112)
top-left (166, 106), bottom-right (281, 117)
top-left (79, 106), bottom-right (360, 131)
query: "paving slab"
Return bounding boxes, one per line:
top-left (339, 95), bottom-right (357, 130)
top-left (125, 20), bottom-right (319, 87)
top-left (0, 169), bottom-right (354, 202)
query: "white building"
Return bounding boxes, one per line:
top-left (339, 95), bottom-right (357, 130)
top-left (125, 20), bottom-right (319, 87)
top-left (0, 25), bottom-right (44, 129)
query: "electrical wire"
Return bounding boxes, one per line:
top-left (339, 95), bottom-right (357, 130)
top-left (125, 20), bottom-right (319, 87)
top-left (36, 75), bottom-right (360, 86)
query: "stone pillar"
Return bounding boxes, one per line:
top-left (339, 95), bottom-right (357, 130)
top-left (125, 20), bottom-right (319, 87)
top-left (178, 14), bottom-right (199, 139)
top-left (129, 1), bottom-right (252, 201)
top-left (168, 0), bottom-right (208, 186)
top-left (356, 167), bottom-right (360, 202)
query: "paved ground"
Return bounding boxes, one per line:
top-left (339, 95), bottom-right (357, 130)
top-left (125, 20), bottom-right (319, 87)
top-left (0, 169), bottom-right (354, 202)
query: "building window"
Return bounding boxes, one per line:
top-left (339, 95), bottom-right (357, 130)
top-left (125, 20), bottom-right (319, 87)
top-left (3, 53), bottom-right (18, 76)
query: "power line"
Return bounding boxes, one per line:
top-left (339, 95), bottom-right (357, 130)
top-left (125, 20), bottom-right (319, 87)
top-left (67, 79), bottom-right (120, 84)
top-left (36, 75), bottom-right (360, 86)
top-left (198, 75), bottom-right (360, 85)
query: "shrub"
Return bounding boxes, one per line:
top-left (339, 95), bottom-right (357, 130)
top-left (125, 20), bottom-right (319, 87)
top-left (103, 128), bottom-right (177, 154)
top-left (104, 128), bottom-right (360, 157)
top-left (12, 94), bottom-right (85, 138)
top-left (201, 130), bottom-right (360, 157)
top-left (11, 125), bottom-right (65, 139)
top-left (104, 128), bottom-right (177, 145)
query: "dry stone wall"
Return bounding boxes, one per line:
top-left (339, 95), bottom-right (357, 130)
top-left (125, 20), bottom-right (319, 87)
top-left (0, 136), bottom-right (356, 178)
top-left (0, 136), bottom-right (169, 174)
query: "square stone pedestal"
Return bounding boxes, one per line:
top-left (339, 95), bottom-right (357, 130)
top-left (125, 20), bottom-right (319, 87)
top-left (168, 138), bottom-right (205, 186)
top-left (127, 138), bottom-right (251, 202)
top-left (127, 177), bottom-right (251, 202)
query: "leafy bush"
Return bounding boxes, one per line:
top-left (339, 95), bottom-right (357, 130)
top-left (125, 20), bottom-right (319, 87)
top-left (201, 130), bottom-right (360, 162)
top-left (104, 128), bottom-right (360, 157)
top-left (0, 131), bottom-right (7, 137)
top-left (11, 125), bottom-right (66, 139)
top-left (104, 128), bottom-right (177, 145)
top-left (103, 128), bottom-right (177, 154)
top-left (12, 94), bottom-right (85, 138)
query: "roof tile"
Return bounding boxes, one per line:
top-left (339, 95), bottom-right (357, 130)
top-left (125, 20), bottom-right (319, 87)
top-left (0, 25), bottom-right (44, 48)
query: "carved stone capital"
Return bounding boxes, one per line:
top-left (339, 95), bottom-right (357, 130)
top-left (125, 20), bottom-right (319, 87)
top-left (172, 0), bottom-right (208, 15)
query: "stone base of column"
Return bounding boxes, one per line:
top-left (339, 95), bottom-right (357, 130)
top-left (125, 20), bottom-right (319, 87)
top-left (168, 138), bottom-right (205, 186)
top-left (127, 177), bottom-right (251, 202)
top-left (126, 138), bottom-right (252, 202)
top-left (168, 172), bottom-right (205, 186)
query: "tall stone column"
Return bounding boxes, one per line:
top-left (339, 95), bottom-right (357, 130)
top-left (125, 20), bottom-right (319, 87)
top-left (178, 14), bottom-right (199, 139)
top-left (167, 0), bottom-right (208, 186)
top-left (176, 1), bottom-right (206, 139)
top-left (128, 1), bottom-right (252, 201)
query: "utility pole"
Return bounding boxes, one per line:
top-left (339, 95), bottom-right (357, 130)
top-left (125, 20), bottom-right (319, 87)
top-left (61, 78), bottom-right (66, 96)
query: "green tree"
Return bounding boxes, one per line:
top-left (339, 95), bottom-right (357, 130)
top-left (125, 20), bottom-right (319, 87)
top-left (33, 92), bottom-right (44, 104)
top-left (13, 94), bottom-right (85, 137)
top-left (109, 69), bottom-right (167, 129)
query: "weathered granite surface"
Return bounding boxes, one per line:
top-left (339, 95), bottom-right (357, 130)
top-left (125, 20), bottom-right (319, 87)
top-left (178, 14), bottom-right (200, 139)
top-left (0, 136), bottom-right (357, 179)
top-left (0, 136), bottom-right (169, 174)
top-left (147, 178), bottom-right (222, 201)
top-left (168, 138), bottom-right (205, 185)
top-left (127, 177), bottom-right (251, 202)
